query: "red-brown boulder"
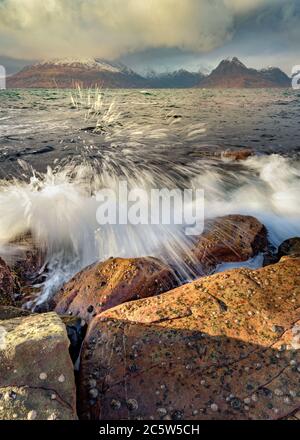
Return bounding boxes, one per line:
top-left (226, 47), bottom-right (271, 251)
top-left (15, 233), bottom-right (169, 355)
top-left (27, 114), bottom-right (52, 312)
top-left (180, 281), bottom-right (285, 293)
top-left (191, 215), bottom-right (267, 273)
top-left (78, 256), bottom-right (300, 420)
top-left (54, 257), bottom-right (178, 323)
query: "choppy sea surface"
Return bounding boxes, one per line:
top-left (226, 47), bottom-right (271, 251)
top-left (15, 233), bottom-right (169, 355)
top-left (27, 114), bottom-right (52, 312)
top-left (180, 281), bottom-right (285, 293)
top-left (0, 88), bottom-right (300, 177)
top-left (0, 88), bottom-right (300, 305)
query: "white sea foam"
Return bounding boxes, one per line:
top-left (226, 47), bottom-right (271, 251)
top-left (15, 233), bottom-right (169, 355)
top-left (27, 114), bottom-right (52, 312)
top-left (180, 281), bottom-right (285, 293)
top-left (194, 154), bottom-right (300, 247)
top-left (0, 150), bottom-right (299, 306)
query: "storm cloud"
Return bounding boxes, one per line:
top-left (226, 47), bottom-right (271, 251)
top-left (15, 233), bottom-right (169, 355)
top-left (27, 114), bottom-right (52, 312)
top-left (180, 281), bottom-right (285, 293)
top-left (0, 0), bottom-right (297, 59)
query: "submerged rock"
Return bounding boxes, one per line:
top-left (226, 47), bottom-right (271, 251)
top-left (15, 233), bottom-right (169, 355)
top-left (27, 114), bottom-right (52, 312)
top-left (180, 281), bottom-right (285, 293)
top-left (53, 257), bottom-right (179, 323)
top-left (264, 237), bottom-right (300, 267)
top-left (78, 256), bottom-right (300, 420)
top-left (191, 215), bottom-right (268, 273)
top-left (0, 258), bottom-right (20, 306)
top-left (11, 235), bottom-right (46, 286)
top-left (277, 238), bottom-right (300, 259)
top-left (222, 149), bottom-right (254, 161)
top-left (0, 312), bottom-right (77, 420)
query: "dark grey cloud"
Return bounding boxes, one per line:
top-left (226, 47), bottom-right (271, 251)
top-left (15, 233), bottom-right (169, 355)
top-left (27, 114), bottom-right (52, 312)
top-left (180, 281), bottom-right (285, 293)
top-left (0, 0), bottom-right (299, 74)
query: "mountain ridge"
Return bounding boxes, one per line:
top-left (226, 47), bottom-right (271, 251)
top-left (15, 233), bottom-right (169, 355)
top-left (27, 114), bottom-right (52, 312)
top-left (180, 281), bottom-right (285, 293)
top-left (6, 58), bottom-right (147, 89)
top-left (6, 57), bottom-right (291, 89)
top-left (146, 69), bottom-right (205, 88)
top-left (198, 57), bottom-right (290, 88)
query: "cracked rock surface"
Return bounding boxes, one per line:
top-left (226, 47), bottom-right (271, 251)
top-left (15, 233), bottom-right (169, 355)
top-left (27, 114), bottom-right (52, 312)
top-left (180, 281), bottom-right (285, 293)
top-left (0, 312), bottom-right (77, 420)
top-left (79, 256), bottom-right (300, 420)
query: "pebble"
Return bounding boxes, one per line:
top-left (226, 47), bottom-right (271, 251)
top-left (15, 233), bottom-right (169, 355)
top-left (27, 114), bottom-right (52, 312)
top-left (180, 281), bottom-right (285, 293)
top-left (39, 372), bottom-right (47, 380)
top-left (89, 379), bottom-right (97, 388)
top-left (127, 399), bottom-right (138, 411)
top-left (172, 410), bottom-right (184, 420)
top-left (157, 408), bottom-right (168, 417)
top-left (47, 414), bottom-right (57, 420)
top-left (272, 325), bottom-right (284, 334)
top-left (27, 410), bottom-right (37, 420)
top-left (231, 398), bottom-right (242, 410)
top-left (274, 389), bottom-right (284, 397)
top-left (89, 389), bottom-right (98, 399)
top-left (110, 399), bottom-right (121, 410)
top-left (4, 391), bottom-right (17, 401)
top-left (58, 374), bottom-right (65, 383)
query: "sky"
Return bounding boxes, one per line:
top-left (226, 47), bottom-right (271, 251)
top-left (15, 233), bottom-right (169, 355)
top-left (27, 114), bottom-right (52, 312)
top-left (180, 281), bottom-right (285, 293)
top-left (0, 0), bottom-right (299, 74)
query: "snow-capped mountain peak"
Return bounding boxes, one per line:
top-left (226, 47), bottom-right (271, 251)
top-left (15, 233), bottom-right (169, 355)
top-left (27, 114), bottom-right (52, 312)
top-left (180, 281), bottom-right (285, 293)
top-left (38, 58), bottom-right (122, 73)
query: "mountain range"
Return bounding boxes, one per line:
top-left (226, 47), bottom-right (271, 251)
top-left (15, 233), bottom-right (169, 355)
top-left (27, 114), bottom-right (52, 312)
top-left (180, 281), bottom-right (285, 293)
top-left (199, 57), bottom-right (290, 88)
top-left (6, 57), bottom-right (291, 89)
top-left (6, 58), bottom-right (146, 89)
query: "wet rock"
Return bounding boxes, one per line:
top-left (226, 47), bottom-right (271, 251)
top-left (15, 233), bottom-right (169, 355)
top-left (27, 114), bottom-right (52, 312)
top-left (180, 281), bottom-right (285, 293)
top-left (191, 215), bottom-right (268, 273)
top-left (0, 306), bottom-right (31, 321)
top-left (277, 238), bottom-right (300, 259)
top-left (18, 286), bottom-right (42, 308)
top-left (31, 146), bottom-right (55, 155)
top-left (12, 235), bottom-right (45, 286)
top-left (53, 257), bottom-right (179, 323)
top-left (222, 149), bottom-right (254, 161)
top-left (262, 251), bottom-right (278, 267)
top-left (78, 256), bottom-right (300, 420)
top-left (0, 312), bottom-right (77, 420)
top-left (264, 237), bottom-right (300, 267)
top-left (0, 258), bottom-right (20, 306)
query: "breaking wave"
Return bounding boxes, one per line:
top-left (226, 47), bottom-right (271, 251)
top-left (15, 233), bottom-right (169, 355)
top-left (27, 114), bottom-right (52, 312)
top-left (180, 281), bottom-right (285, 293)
top-left (0, 153), bottom-right (299, 305)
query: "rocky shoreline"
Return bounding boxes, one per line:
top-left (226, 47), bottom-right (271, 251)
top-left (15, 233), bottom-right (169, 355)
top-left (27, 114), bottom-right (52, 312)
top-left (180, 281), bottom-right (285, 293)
top-left (0, 215), bottom-right (299, 420)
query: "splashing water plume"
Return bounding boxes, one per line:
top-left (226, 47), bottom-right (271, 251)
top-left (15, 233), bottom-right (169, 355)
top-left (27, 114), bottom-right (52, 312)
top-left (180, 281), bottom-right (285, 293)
top-left (0, 89), bottom-right (300, 307)
top-left (70, 86), bottom-right (121, 133)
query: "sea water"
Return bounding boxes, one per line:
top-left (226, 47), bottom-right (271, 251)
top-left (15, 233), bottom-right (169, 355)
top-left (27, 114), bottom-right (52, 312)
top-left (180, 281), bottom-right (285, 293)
top-left (0, 88), bottom-right (299, 305)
